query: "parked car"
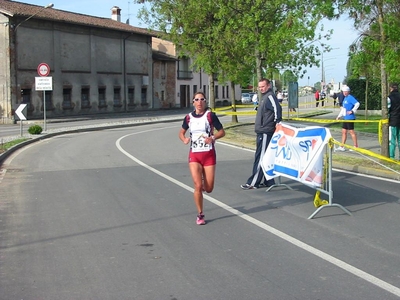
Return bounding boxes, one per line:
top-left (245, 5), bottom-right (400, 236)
top-left (241, 93), bottom-right (252, 103)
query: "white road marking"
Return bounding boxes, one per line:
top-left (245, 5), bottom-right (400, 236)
top-left (0, 168), bottom-right (6, 184)
top-left (116, 129), bottom-right (400, 298)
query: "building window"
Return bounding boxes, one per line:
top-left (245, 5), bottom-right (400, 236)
top-left (141, 88), bottom-right (147, 105)
top-left (21, 89), bottom-right (33, 111)
top-left (44, 91), bottom-right (54, 110)
top-left (177, 57), bottom-right (193, 79)
top-left (113, 87), bottom-right (122, 107)
top-left (215, 85), bottom-right (219, 99)
top-left (81, 87), bottom-right (90, 108)
top-left (128, 88), bottom-right (135, 106)
top-left (161, 90), bottom-right (165, 102)
top-left (193, 85), bottom-right (197, 96)
top-left (98, 87), bottom-right (106, 107)
top-left (161, 62), bottom-right (166, 79)
top-left (226, 85), bottom-right (229, 98)
top-left (63, 88), bottom-right (72, 109)
top-left (203, 85), bottom-right (206, 95)
top-left (222, 86), bottom-right (225, 98)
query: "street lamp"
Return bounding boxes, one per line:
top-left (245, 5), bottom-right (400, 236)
top-left (13, 3), bottom-right (54, 31)
top-left (320, 47), bottom-right (339, 92)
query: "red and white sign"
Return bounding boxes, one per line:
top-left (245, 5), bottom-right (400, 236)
top-left (37, 63), bottom-right (50, 77)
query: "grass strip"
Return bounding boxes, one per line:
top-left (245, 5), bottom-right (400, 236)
top-left (0, 138), bottom-right (29, 154)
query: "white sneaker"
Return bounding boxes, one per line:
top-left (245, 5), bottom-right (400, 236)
top-left (335, 146), bottom-right (346, 152)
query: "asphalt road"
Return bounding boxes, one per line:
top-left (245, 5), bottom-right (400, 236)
top-left (0, 120), bottom-right (399, 299)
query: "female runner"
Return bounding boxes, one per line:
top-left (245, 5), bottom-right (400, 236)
top-left (179, 92), bottom-right (225, 225)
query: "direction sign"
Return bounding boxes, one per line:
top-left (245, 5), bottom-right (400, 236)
top-left (37, 63), bottom-right (50, 77)
top-left (35, 77), bottom-right (53, 91)
top-left (15, 103), bottom-right (27, 121)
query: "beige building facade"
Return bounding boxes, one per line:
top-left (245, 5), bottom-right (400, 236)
top-left (152, 37), bottom-right (242, 109)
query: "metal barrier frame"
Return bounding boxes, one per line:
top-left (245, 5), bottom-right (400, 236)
top-left (265, 141), bottom-right (352, 219)
top-left (307, 143), bottom-right (352, 219)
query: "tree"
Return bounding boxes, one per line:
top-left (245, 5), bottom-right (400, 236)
top-left (341, 0), bottom-right (400, 157)
top-left (138, 0), bottom-right (339, 123)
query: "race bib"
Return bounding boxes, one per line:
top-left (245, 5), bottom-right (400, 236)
top-left (191, 133), bottom-right (212, 152)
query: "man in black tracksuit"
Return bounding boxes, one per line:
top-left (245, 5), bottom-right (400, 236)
top-left (388, 83), bottom-right (400, 159)
top-left (241, 78), bottom-right (282, 189)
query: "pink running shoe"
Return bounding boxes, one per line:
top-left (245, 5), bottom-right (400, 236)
top-left (196, 213), bottom-right (206, 225)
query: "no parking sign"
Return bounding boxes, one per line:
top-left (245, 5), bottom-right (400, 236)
top-left (37, 63), bottom-right (50, 77)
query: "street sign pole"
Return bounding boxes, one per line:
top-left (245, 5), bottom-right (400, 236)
top-left (43, 90), bottom-right (46, 131)
top-left (37, 63), bottom-right (50, 132)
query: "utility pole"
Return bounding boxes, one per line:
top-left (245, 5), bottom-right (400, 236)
top-left (321, 51), bottom-right (325, 92)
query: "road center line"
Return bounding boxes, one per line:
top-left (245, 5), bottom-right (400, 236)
top-left (116, 129), bottom-right (400, 298)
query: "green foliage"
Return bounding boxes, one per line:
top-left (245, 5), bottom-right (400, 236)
top-left (347, 78), bottom-right (381, 110)
top-left (345, 1), bottom-right (400, 85)
top-left (138, 0), bottom-right (338, 88)
top-left (0, 138), bottom-right (28, 153)
top-left (28, 125), bottom-right (43, 135)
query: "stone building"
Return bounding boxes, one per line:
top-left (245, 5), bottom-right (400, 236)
top-left (0, 1), bottom-right (241, 123)
top-left (0, 1), bottom-right (156, 123)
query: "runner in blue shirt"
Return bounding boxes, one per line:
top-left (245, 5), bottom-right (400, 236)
top-left (335, 85), bottom-right (360, 151)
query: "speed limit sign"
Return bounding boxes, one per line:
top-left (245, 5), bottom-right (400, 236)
top-left (37, 63), bottom-right (50, 77)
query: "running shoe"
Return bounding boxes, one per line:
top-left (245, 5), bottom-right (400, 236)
top-left (196, 213), bottom-right (206, 225)
top-left (335, 146), bottom-right (346, 152)
top-left (240, 183), bottom-right (257, 190)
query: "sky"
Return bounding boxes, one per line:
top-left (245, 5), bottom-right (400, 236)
top-left (19, 1), bottom-right (360, 87)
top-left (296, 17), bottom-right (360, 87)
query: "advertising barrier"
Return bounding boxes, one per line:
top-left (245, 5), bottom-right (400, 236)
top-left (261, 123), bottom-right (352, 219)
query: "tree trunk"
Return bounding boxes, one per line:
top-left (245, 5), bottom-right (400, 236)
top-left (255, 48), bottom-right (263, 83)
top-left (380, 59), bottom-right (389, 157)
top-left (255, 49), bottom-right (263, 102)
top-left (364, 79), bottom-right (368, 120)
top-left (230, 81), bottom-right (238, 123)
top-left (208, 74), bottom-right (215, 110)
top-left (378, 3), bottom-right (389, 157)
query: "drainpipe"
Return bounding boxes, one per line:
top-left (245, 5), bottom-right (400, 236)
top-left (123, 33), bottom-right (133, 112)
top-left (123, 37), bottom-right (127, 112)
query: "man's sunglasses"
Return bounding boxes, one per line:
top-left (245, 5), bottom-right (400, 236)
top-left (194, 98), bottom-right (206, 101)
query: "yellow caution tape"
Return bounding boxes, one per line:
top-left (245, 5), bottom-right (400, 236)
top-left (331, 138), bottom-right (400, 165)
top-left (313, 191), bottom-right (329, 207)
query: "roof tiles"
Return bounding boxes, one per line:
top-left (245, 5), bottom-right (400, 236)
top-left (0, 0), bottom-right (154, 36)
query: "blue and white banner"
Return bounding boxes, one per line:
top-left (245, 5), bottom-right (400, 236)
top-left (261, 123), bottom-right (331, 187)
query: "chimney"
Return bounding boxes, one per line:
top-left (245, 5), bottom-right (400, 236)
top-left (111, 6), bottom-right (121, 22)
